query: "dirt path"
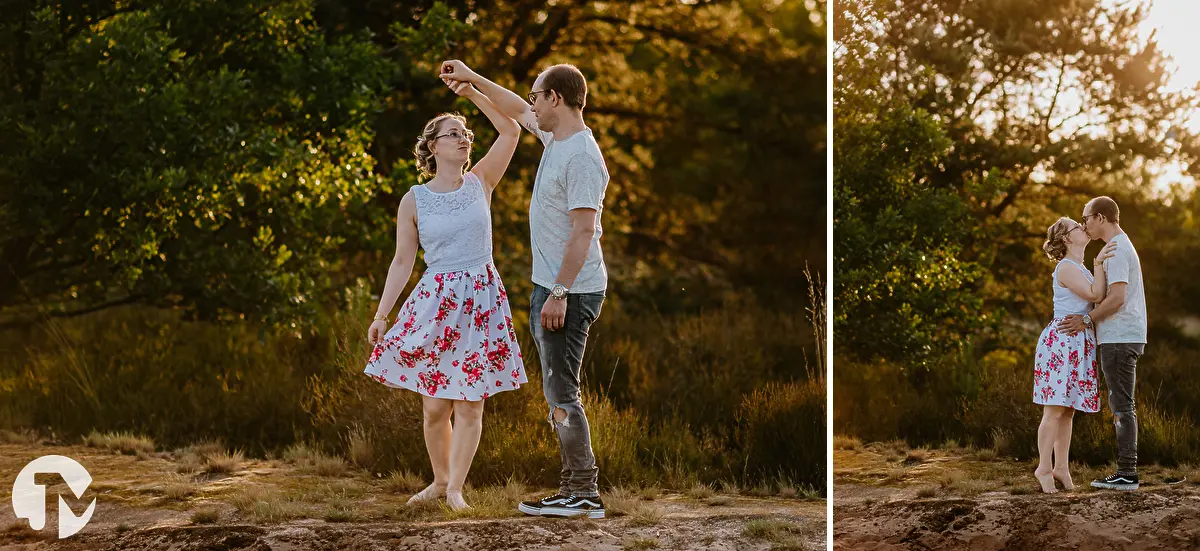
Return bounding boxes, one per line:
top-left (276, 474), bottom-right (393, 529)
top-left (834, 442), bottom-right (1200, 550)
top-left (1, 442), bottom-right (825, 550)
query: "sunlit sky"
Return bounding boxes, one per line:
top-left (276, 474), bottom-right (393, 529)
top-left (1136, 0), bottom-right (1200, 189)
top-left (1140, 0), bottom-right (1200, 101)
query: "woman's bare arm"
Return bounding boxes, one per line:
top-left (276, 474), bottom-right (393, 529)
top-left (374, 192), bottom-right (420, 320)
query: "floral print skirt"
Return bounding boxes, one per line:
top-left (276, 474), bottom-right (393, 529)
top-left (364, 262), bottom-right (526, 401)
top-left (1032, 316), bottom-right (1099, 412)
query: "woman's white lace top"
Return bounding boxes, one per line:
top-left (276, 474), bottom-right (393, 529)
top-left (412, 172), bottom-right (493, 273)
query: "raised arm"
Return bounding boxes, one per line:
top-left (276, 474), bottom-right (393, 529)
top-left (368, 191), bottom-right (420, 345)
top-left (439, 60), bottom-right (539, 136)
top-left (444, 79), bottom-right (519, 197)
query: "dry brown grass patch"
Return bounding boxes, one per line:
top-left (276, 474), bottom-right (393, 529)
top-left (383, 469), bottom-right (427, 494)
top-left (834, 435), bottom-right (862, 450)
top-left (203, 449), bottom-right (244, 474)
top-left (686, 482), bottom-right (715, 500)
top-left (627, 503), bottom-right (665, 526)
top-left (158, 474), bottom-right (199, 500)
top-left (83, 430), bottom-right (155, 455)
top-left (346, 425), bottom-right (375, 469)
top-left (605, 486), bottom-right (637, 516)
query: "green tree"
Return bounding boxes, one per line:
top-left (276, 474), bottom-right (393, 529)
top-left (0, 0), bottom-right (394, 326)
top-left (2, 0), bottom-right (827, 328)
top-left (834, 0), bottom-right (1199, 362)
top-left (320, 0), bottom-right (828, 313)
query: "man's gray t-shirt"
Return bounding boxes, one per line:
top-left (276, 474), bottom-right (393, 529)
top-left (1097, 233), bottom-right (1147, 344)
top-left (525, 124), bottom-right (609, 293)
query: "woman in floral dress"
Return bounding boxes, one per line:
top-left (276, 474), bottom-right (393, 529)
top-left (1032, 217), bottom-right (1114, 493)
top-left (364, 78), bottom-right (526, 510)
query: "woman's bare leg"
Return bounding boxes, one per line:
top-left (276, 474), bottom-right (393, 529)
top-left (445, 399), bottom-right (486, 510)
top-left (1052, 408), bottom-right (1076, 490)
top-left (409, 396), bottom-right (454, 504)
top-left (1035, 406), bottom-right (1063, 493)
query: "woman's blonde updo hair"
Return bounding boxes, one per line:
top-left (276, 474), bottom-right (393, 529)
top-left (1042, 217), bottom-right (1075, 261)
top-left (414, 113), bottom-right (470, 179)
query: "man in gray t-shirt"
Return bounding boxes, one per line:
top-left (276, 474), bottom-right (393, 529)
top-left (1058, 196), bottom-right (1148, 491)
top-left (439, 60), bottom-right (610, 518)
top-left (525, 122), bottom-right (609, 294)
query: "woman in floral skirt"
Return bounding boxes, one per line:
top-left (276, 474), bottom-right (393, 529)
top-left (364, 77), bottom-right (526, 510)
top-left (1032, 217), bottom-right (1114, 493)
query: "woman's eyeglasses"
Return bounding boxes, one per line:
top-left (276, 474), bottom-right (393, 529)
top-left (434, 129), bottom-right (474, 143)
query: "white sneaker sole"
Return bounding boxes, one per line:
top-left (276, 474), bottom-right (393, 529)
top-left (518, 503), bottom-right (605, 519)
top-left (1090, 481), bottom-right (1139, 491)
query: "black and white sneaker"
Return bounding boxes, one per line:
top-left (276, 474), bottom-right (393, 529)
top-left (518, 494), bottom-right (571, 516)
top-left (1091, 472), bottom-right (1139, 491)
top-left (518, 494), bottom-right (605, 519)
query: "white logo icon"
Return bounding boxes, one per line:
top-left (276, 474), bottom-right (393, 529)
top-left (12, 455), bottom-right (97, 538)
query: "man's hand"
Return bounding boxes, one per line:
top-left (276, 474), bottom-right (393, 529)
top-left (1056, 314), bottom-right (1088, 336)
top-left (439, 60), bottom-right (479, 84)
top-left (1096, 240), bottom-right (1118, 264)
top-left (541, 298), bottom-right (567, 331)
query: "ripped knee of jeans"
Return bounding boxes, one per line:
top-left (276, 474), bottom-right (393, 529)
top-left (1113, 409), bottom-right (1136, 429)
top-left (547, 401), bottom-right (582, 428)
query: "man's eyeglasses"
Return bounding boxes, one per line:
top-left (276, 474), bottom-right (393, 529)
top-left (434, 129), bottom-right (474, 143)
top-left (1081, 213), bottom-right (1100, 223)
top-left (527, 89), bottom-right (552, 105)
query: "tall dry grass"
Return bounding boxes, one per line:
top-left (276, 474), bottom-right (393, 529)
top-left (0, 281), bottom-right (826, 492)
top-left (836, 328), bottom-right (1200, 467)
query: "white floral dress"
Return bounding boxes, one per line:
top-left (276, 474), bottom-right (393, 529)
top-left (1032, 259), bottom-right (1100, 412)
top-left (364, 172), bottom-right (526, 400)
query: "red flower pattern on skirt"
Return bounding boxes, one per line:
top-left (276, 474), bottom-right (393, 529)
top-left (1032, 317), bottom-right (1099, 412)
top-left (364, 263), bottom-right (526, 401)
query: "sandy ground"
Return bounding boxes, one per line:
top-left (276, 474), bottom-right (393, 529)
top-left (834, 442), bottom-right (1200, 550)
top-left (0, 442), bottom-right (825, 550)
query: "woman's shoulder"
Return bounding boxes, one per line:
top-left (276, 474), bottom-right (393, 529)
top-left (1055, 258), bottom-right (1092, 277)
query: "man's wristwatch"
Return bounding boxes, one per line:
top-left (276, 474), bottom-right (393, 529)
top-left (1082, 314), bottom-right (1093, 327)
top-left (550, 283), bottom-right (569, 300)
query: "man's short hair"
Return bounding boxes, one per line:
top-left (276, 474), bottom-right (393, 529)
top-left (1088, 196), bottom-right (1120, 224)
top-left (541, 64), bottom-right (587, 110)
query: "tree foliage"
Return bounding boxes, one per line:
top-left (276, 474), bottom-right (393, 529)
top-left (1, 0), bottom-right (393, 325)
top-left (835, 0), bottom-right (1200, 363)
top-left (1, 0), bottom-right (827, 328)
